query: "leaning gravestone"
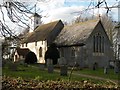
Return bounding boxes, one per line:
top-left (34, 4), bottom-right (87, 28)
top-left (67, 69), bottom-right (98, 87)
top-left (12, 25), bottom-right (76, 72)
top-left (58, 57), bottom-right (68, 76)
top-left (47, 59), bottom-right (54, 73)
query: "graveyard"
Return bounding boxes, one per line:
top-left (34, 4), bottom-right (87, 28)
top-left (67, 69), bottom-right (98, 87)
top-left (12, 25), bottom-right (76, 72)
top-left (2, 60), bottom-right (120, 89)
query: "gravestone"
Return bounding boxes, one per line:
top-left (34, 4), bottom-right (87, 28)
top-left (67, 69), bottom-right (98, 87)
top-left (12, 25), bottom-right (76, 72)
top-left (93, 62), bottom-right (97, 70)
top-left (47, 59), bottom-right (54, 73)
top-left (58, 57), bottom-right (68, 76)
top-left (104, 66), bottom-right (108, 74)
top-left (18, 60), bottom-right (24, 65)
top-left (114, 65), bottom-right (119, 74)
top-left (39, 63), bottom-right (45, 70)
top-left (60, 65), bottom-right (68, 76)
top-left (114, 61), bottom-right (120, 74)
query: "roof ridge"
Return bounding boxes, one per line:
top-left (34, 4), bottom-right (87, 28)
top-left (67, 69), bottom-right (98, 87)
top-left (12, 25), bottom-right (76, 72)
top-left (65, 19), bottom-right (99, 28)
top-left (22, 20), bottom-right (63, 43)
top-left (55, 19), bottom-right (100, 46)
top-left (34, 20), bottom-right (61, 32)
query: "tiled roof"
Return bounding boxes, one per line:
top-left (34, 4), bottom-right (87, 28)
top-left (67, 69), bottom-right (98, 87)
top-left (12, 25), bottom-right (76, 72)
top-left (55, 19), bottom-right (100, 46)
top-left (22, 20), bottom-right (63, 43)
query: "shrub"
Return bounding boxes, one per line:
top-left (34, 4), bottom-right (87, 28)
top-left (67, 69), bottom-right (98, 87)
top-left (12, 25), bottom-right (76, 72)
top-left (25, 51), bottom-right (37, 64)
top-left (45, 43), bottom-right (60, 65)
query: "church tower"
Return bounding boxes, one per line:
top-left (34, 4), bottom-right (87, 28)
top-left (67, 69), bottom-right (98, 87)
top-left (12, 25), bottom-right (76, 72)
top-left (29, 13), bottom-right (42, 32)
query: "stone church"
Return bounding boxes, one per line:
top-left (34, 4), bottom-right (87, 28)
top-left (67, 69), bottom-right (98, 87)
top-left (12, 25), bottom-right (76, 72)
top-left (15, 13), bottom-right (114, 68)
top-left (55, 19), bottom-right (114, 68)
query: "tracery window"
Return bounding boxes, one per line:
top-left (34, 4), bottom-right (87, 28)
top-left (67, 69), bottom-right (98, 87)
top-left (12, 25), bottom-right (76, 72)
top-left (93, 33), bottom-right (104, 53)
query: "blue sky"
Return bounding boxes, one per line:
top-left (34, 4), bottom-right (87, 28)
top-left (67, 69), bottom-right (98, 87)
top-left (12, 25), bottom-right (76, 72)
top-left (63, 0), bottom-right (106, 7)
top-left (64, 1), bottom-right (91, 7)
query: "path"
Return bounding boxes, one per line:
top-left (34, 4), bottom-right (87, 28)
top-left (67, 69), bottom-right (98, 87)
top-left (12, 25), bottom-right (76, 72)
top-left (54, 69), bottom-right (119, 85)
top-left (30, 65), bottom-right (119, 85)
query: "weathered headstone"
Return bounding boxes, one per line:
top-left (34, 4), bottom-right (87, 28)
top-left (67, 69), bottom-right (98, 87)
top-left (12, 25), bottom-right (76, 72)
top-left (114, 65), bottom-right (119, 74)
top-left (104, 66), bottom-right (108, 74)
top-left (48, 65), bottom-right (54, 73)
top-left (18, 60), bottom-right (24, 65)
top-left (93, 62), bottom-right (97, 70)
top-left (58, 57), bottom-right (68, 76)
top-left (60, 65), bottom-right (68, 76)
top-left (39, 63), bottom-right (45, 70)
top-left (115, 61), bottom-right (120, 74)
top-left (47, 59), bottom-right (53, 73)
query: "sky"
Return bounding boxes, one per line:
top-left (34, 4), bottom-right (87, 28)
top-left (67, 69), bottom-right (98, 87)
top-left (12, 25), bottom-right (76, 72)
top-left (36, 0), bottom-right (119, 23)
top-left (0, 0), bottom-right (120, 34)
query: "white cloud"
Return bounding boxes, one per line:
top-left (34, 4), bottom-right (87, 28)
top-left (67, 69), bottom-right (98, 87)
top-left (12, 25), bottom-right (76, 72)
top-left (37, 0), bottom-right (65, 11)
top-left (38, 0), bottom-right (85, 23)
top-left (41, 6), bottom-right (85, 23)
top-left (39, 0), bottom-right (119, 23)
top-left (0, 0), bottom-right (119, 35)
top-left (1, 0), bottom-right (119, 24)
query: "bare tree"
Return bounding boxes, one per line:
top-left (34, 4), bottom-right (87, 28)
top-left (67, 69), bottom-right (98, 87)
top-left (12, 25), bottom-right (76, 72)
top-left (112, 23), bottom-right (120, 60)
top-left (0, 0), bottom-right (50, 38)
top-left (74, 16), bottom-right (84, 23)
top-left (0, 0), bottom-right (50, 60)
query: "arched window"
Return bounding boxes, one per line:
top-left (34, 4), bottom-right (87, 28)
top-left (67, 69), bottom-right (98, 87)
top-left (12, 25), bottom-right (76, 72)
top-left (93, 33), bottom-right (104, 53)
top-left (101, 37), bottom-right (104, 53)
top-left (35, 42), bottom-right (37, 46)
top-left (39, 47), bottom-right (42, 57)
top-left (25, 43), bottom-right (27, 47)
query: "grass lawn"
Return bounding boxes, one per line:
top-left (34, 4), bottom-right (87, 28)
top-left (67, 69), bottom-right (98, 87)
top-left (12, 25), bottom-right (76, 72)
top-left (2, 63), bottom-right (119, 84)
top-left (73, 68), bottom-right (120, 80)
top-left (3, 64), bottom-right (61, 80)
top-left (2, 63), bottom-right (120, 89)
top-left (3, 64), bottom-right (95, 82)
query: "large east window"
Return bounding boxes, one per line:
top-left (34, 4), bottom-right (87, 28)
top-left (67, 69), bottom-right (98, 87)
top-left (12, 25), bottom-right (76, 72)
top-left (93, 33), bottom-right (104, 53)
